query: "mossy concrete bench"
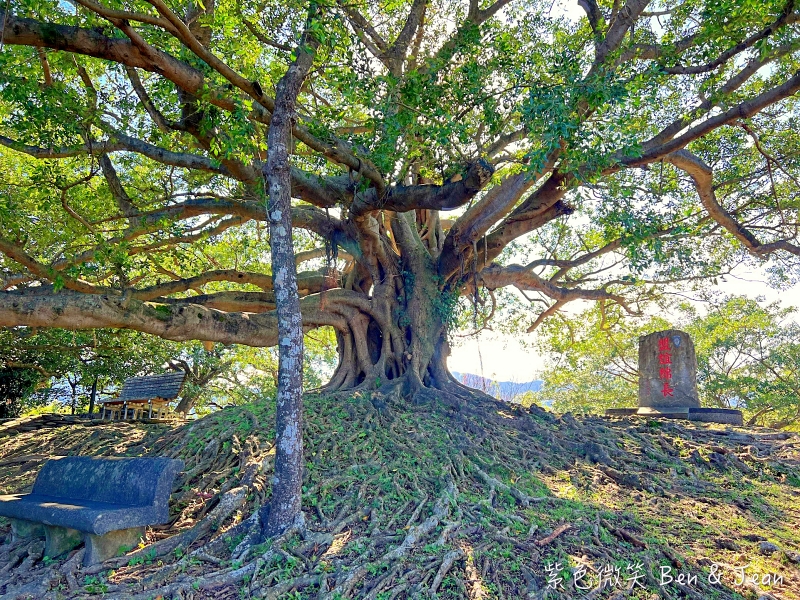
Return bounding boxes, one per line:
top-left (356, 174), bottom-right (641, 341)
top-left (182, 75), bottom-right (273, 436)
top-left (0, 456), bottom-right (184, 565)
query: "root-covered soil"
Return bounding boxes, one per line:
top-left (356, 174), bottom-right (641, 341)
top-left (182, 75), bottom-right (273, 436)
top-left (0, 392), bottom-right (799, 599)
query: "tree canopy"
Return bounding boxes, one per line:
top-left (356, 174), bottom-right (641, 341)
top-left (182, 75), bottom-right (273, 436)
top-left (1, 0), bottom-right (799, 400)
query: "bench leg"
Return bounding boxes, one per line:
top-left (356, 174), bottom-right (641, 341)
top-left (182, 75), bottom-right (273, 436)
top-left (44, 525), bottom-right (83, 558)
top-left (83, 527), bottom-right (145, 565)
top-left (9, 518), bottom-right (45, 542)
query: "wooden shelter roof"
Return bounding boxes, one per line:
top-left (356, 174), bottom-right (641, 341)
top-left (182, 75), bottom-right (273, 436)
top-left (103, 372), bottom-right (187, 404)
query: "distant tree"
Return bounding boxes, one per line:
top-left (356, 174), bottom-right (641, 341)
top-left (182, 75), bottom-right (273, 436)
top-left (528, 304), bottom-right (669, 413)
top-left (496, 380), bottom-right (534, 403)
top-left (1, 328), bottom-right (335, 415)
top-left (167, 342), bottom-right (238, 415)
top-left (686, 297), bottom-right (800, 428)
top-left (529, 297), bottom-right (800, 428)
top-left (763, 342), bottom-right (800, 429)
top-left (457, 372), bottom-right (538, 402)
top-left (0, 328), bottom-right (173, 413)
top-left (458, 372), bottom-right (498, 396)
top-left (0, 367), bottom-right (44, 418)
top-left (166, 331), bottom-right (336, 414)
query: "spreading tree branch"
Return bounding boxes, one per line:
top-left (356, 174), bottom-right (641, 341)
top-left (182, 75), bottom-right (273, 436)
top-left (480, 264), bottom-right (638, 315)
top-left (665, 150), bottom-right (800, 257)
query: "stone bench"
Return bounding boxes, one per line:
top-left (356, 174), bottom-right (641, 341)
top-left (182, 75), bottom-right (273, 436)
top-left (0, 456), bottom-right (184, 565)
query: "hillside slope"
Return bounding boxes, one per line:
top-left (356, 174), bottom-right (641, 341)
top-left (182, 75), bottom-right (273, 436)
top-left (0, 392), bottom-right (799, 599)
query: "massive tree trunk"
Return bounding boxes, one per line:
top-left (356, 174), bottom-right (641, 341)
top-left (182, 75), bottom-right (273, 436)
top-left (318, 210), bottom-right (484, 406)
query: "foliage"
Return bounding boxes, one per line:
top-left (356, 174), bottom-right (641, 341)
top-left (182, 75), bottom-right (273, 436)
top-left (0, 327), bottom-right (336, 416)
top-left (685, 297), bottom-right (800, 428)
top-left (0, 0), bottom-right (799, 394)
top-left (177, 330), bottom-right (337, 415)
top-left (0, 328), bottom-right (173, 414)
top-left (0, 367), bottom-right (44, 418)
top-left (527, 303), bottom-right (670, 413)
top-left (528, 296), bottom-right (800, 428)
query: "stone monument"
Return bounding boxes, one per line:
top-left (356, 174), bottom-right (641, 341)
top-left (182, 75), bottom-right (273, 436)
top-left (638, 329), bottom-right (699, 415)
top-left (606, 329), bottom-right (743, 425)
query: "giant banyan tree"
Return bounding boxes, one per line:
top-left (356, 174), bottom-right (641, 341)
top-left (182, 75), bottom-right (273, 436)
top-left (1, 0), bottom-right (799, 402)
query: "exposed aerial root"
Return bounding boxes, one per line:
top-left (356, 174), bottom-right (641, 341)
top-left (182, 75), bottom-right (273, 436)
top-left (0, 389), bottom-right (799, 598)
top-left (471, 463), bottom-right (551, 507)
top-left (325, 477), bottom-right (457, 598)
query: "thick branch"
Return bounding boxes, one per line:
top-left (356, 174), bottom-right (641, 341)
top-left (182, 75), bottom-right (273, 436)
top-left (0, 10), bottom-right (385, 191)
top-left (440, 172), bottom-right (573, 280)
top-left (143, 0), bottom-right (276, 113)
top-left (662, 1), bottom-right (797, 75)
top-left (0, 131), bottom-right (233, 176)
top-left (480, 263), bottom-right (635, 310)
top-left (339, 2), bottom-right (389, 56)
top-left (635, 41), bottom-right (800, 153)
top-left (0, 238), bottom-right (102, 294)
top-left (625, 70), bottom-right (800, 166)
top-left (420, 0), bottom-right (513, 75)
top-left (0, 132), bottom-right (355, 212)
top-left (350, 159), bottom-right (494, 216)
top-left (0, 11), bottom-right (205, 98)
top-left (0, 290), bottom-right (347, 346)
top-left (617, 33), bottom-right (699, 64)
top-left (594, 0), bottom-right (652, 66)
top-left (0, 200), bottom-right (346, 288)
top-left (665, 150), bottom-right (800, 257)
top-left (579, 0), bottom-right (602, 41)
top-left (0, 135), bottom-right (125, 159)
top-left (445, 154), bottom-right (558, 254)
top-left (124, 66), bottom-right (184, 132)
top-left (526, 300), bottom-right (565, 333)
top-left (99, 155), bottom-right (137, 216)
top-left (72, 0), bottom-right (177, 32)
top-left (385, 0), bottom-right (428, 75)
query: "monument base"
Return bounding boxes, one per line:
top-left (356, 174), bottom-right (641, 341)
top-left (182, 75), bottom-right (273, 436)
top-left (605, 406), bottom-right (743, 426)
top-left (686, 407), bottom-right (744, 426)
top-left (604, 408), bottom-right (638, 417)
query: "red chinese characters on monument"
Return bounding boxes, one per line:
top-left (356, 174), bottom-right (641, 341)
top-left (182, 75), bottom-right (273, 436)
top-left (658, 338), bottom-right (674, 397)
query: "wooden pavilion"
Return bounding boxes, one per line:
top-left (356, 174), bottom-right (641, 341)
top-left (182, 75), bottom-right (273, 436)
top-left (99, 372), bottom-right (187, 421)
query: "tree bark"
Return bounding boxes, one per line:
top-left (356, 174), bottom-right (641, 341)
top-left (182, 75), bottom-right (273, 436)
top-left (88, 375), bottom-right (98, 415)
top-left (69, 377), bottom-right (78, 415)
top-left (261, 10), bottom-right (320, 539)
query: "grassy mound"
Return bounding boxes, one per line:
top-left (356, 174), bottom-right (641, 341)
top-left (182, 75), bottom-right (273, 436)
top-left (1, 392), bottom-right (799, 599)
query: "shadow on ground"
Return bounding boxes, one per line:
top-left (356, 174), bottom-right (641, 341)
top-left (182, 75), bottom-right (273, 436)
top-left (0, 392), bottom-right (799, 599)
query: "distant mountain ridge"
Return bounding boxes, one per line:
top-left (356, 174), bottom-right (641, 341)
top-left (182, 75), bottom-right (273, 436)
top-left (452, 372), bottom-right (542, 400)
